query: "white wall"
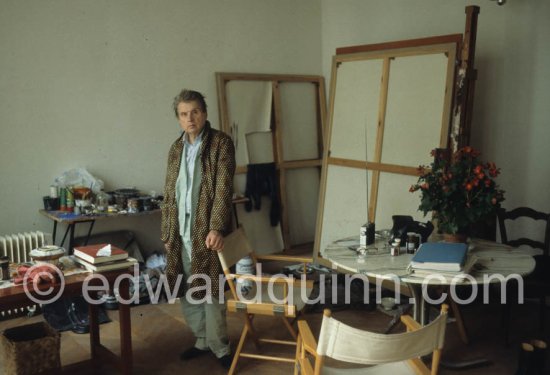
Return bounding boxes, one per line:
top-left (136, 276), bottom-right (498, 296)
top-left (321, 0), bottom-right (550, 238)
top-left (0, 0), bottom-right (322, 254)
top-left (1, 0), bottom-right (548, 253)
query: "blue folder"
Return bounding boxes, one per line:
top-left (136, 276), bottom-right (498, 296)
top-left (410, 242), bottom-right (468, 271)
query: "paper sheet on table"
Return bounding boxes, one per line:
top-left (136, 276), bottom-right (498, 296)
top-left (96, 244), bottom-right (112, 257)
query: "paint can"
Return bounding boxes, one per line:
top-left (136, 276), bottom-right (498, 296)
top-left (0, 256), bottom-right (9, 281)
top-left (236, 256), bottom-right (255, 297)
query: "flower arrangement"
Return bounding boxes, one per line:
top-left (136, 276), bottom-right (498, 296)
top-left (409, 146), bottom-right (505, 235)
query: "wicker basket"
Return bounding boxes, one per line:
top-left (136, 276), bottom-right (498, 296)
top-left (0, 322), bottom-right (60, 375)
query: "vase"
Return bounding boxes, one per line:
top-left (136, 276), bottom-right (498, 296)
top-left (442, 233), bottom-right (468, 243)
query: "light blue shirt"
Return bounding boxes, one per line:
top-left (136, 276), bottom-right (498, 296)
top-left (183, 132), bottom-right (203, 214)
top-left (175, 129), bottom-right (204, 254)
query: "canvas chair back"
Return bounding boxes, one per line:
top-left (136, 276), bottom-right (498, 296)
top-left (218, 227), bottom-right (255, 271)
top-left (317, 309), bottom-right (447, 365)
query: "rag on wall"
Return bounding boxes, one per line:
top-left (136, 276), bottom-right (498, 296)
top-left (244, 162), bottom-right (280, 226)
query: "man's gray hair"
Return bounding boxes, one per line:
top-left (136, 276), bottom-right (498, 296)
top-left (172, 89), bottom-right (207, 117)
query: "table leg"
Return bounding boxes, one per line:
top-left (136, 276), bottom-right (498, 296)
top-left (408, 283), bottom-right (487, 370)
top-left (118, 278), bottom-right (133, 375)
top-left (89, 299), bottom-right (100, 368)
top-left (84, 220), bottom-right (96, 246)
top-left (60, 225), bottom-right (70, 249)
top-left (69, 223), bottom-right (75, 255)
top-left (52, 221), bottom-right (57, 245)
top-left (408, 283), bottom-right (427, 324)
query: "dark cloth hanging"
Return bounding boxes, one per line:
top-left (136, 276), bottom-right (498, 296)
top-left (244, 162), bottom-right (280, 226)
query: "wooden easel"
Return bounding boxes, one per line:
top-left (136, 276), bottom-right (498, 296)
top-left (452, 5), bottom-right (480, 150)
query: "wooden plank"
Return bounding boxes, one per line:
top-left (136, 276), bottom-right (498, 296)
top-left (313, 57), bottom-right (340, 263)
top-left (272, 81), bottom-right (290, 251)
top-left (440, 44), bottom-right (457, 148)
top-left (327, 157), bottom-right (421, 176)
top-left (236, 159), bottom-right (322, 175)
top-left (216, 72), bottom-right (323, 83)
top-left (216, 72), bottom-right (232, 136)
top-left (297, 320), bottom-right (318, 354)
top-left (239, 353), bottom-right (295, 363)
top-left (335, 42), bottom-right (458, 65)
top-left (279, 159), bottom-right (322, 169)
top-left (316, 80), bottom-right (327, 158)
top-left (336, 34), bottom-right (463, 55)
top-left (458, 5), bottom-right (480, 148)
top-left (369, 57), bottom-right (391, 222)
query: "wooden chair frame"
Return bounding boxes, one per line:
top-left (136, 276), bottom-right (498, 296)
top-left (497, 206), bottom-right (550, 344)
top-left (219, 227), bottom-right (314, 374)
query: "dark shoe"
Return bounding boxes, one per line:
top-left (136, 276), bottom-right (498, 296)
top-left (530, 339), bottom-right (547, 375)
top-left (70, 323), bottom-right (89, 334)
top-left (515, 343), bottom-right (535, 375)
top-left (218, 354), bottom-right (233, 370)
top-left (180, 347), bottom-right (210, 360)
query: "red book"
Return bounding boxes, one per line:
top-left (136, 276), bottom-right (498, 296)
top-left (73, 256), bottom-right (138, 272)
top-left (73, 243), bottom-right (128, 264)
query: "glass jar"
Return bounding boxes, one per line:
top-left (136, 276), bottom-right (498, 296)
top-left (95, 190), bottom-right (109, 212)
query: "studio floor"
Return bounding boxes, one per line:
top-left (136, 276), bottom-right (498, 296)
top-left (0, 297), bottom-right (548, 374)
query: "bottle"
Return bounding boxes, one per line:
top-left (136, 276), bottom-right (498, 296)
top-left (366, 222), bottom-right (375, 245)
top-left (59, 188), bottom-right (67, 211)
top-left (66, 188), bottom-right (74, 213)
top-left (391, 241), bottom-right (400, 256)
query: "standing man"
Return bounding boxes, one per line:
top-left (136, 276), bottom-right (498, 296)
top-left (161, 89), bottom-right (235, 369)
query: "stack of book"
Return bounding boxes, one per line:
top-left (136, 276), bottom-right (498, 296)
top-left (73, 243), bottom-right (137, 272)
top-left (408, 242), bottom-right (477, 279)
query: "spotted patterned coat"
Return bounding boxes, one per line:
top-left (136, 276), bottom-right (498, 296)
top-left (161, 122), bottom-right (235, 299)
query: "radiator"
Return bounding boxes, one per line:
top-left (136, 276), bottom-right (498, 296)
top-left (0, 231), bottom-right (52, 263)
top-left (0, 231), bottom-right (52, 321)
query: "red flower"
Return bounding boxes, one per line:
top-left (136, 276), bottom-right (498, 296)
top-left (413, 147), bottom-right (505, 235)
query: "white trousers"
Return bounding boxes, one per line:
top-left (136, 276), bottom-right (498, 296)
top-left (179, 214), bottom-right (230, 358)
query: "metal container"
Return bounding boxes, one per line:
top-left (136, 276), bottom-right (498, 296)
top-left (0, 256), bottom-right (9, 281)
